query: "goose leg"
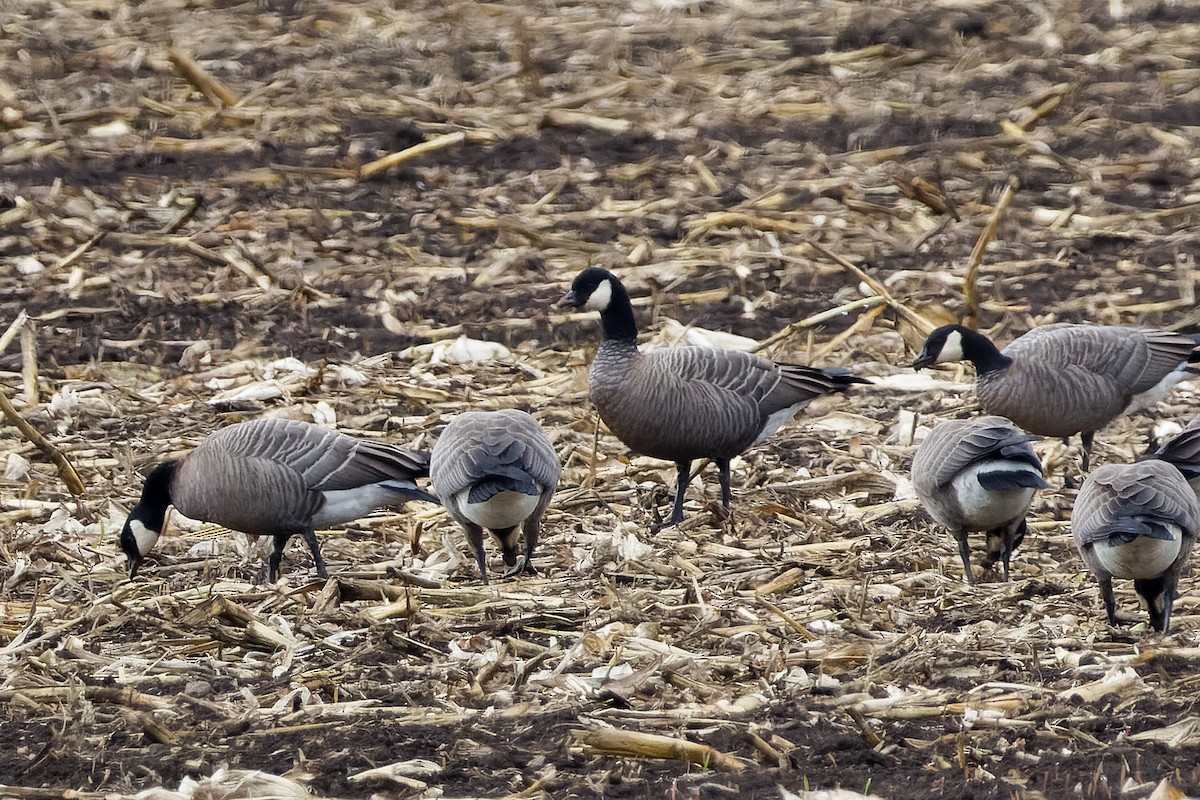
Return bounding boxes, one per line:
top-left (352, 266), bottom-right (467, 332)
top-left (1079, 431), bottom-right (1095, 473)
top-left (1098, 576), bottom-right (1118, 626)
top-left (465, 523), bottom-right (490, 584)
top-left (505, 518), bottom-right (540, 579)
top-left (268, 534), bottom-right (289, 583)
top-left (983, 527), bottom-right (1008, 581)
top-left (715, 458), bottom-right (733, 512)
top-left (300, 528), bottom-right (328, 579)
top-left (998, 519), bottom-right (1026, 581)
top-left (669, 460), bottom-right (692, 525)
top-left (1010, 518), bottom-right (1028, 555)
top-left (1161, 580), bottom-right (1177, 634)
top-left (954, 531), bottom-right (975, 584)
top-left (1062, 436), bottom-right (1080, 489)
top-left (1136, 576), bottom-right (1171, 632)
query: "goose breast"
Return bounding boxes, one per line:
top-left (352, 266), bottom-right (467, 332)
top-left (588, 346), bottom-right (784, 461)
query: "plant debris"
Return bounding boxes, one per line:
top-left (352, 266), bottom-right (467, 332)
top-left (3, 0), bottom-right (1200, 798)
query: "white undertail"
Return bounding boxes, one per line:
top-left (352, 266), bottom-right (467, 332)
top-left (1093, 528), bottom-right (1183, 580)
top-left (452, 489), bottom-right (541, 530)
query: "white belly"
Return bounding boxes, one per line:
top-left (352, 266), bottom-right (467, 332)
top-left (1125, 369), bottom-right (1193, 414)
top-left (452, 489), bottom-right (540, 531)
top-left (1093, 531), bottom-right (1182, 580)
top-left (312, 485), bottom-right (405, 528)
top-left (753, 403), bottom-right (803, 445)
top-left (950, 463), bottom-right (1037, 529)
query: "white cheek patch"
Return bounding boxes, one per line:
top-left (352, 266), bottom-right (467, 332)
top-left (585, 279), bottom-right (613, 312)
top-left (128, 519), bottom-right (161, 557)
top-left (937, 329), bottom-right (965, 363)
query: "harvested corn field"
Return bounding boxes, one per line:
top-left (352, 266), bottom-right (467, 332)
top-left (3, 0), bottom-right (1200, 798)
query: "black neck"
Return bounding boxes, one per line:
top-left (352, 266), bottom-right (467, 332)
top-left (961, 328), bottom-right (1012, 375)
top-left (133, 460), bottom-right (178, 530)
top-left (600, 279), bottom-right (639, 342)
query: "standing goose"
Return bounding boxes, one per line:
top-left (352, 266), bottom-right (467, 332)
top-left (912, 323), bottom-right (1199, 473)
top-left (1149, 416), bottom-right (1200, 503)
top-left (120, 418), bottom-right (438, 581)
top-left (429, 409), bottom-right (560, 583)
top-left (911, 415), bottom-right (1050, 583)
top-left (1072, 460), bottom-right (1200, 633)
top-left (558, 267), bottom-right (868, 525)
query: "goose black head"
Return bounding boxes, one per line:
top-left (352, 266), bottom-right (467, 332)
top-left (120, 460), bottom-right (178, 578)
top-left (558, 267), bottom-right (619, 312)
top-left (913, 324), bottom-right (972, 369)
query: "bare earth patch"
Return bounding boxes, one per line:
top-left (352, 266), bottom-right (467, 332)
top-left (3, 0), bottom-right (1200, 798)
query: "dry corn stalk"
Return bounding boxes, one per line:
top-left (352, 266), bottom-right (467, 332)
top-left (571, 728), bottom-right (747, 771)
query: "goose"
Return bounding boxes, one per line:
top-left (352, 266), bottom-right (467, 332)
top-left (558, 267), bottom-right (868, 525)
top-left (912, 323), bottom-right (1199, 474)
top-left (911, 415), bottom-right (1050, 583)
top-left (1072, 459), bottom-right (1200, 632)
top-left (1149, 416), bottom-right (1200, 503)
top-left (120, 418), bottom-right (438, 581)
top-left (429, 409), bottom-right (560, 583)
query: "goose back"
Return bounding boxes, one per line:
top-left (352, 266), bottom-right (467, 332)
top-left (912, 415), bottom-right (1046, 531)
top-left (980, 325), bottom-right (1197, 437)
top-left (1152, 416), bottom-right (1200, 490)
top-left (430, 409), bottom-right (560, 527)
top-left (172, 418), bottom-right (430, 536)
top-left (589, 342), bottom-right (853, 461)
top-left (1072, 460), bottom-right (1200, 580)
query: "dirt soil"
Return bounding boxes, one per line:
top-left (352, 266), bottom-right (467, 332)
top-left (3, 0), bottom-right (1200, 798)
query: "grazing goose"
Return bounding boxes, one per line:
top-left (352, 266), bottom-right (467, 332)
top-left (911, 415), bottom-right (1050, 583)
top-left (912, 323), bottom-right (1199, 473)
top-left (1149, 416), bottom-right (1200, 503)
top-left (1072, 460), bottom-right (1200, 633)
top-left (120, 418), bottom-right (438, 581)
top-left (429, 409), bottom-right (560, 583)
top-left (558, 267), bottom-right (868, 525)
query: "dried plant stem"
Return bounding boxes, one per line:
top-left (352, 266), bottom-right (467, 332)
top-left (0, 309), bottom-right (27, 354)
top-left (0, 387), bottom-right (85, 495)
top-left (755, 295), bottom-right (886, 353)
top-left (571, 728), bottom-right (747, 771)
top-left (758, 596), bottom-right (817, 641)
top-left (747, 731), bottom-right (784, 765)
top-left (963, 176), bottom-right (1019, 327)
top-left (162, 194), bottom-right (203, 234)
top-left (359, 132), bottom-right (467, 180)
top-left (0, 685), bottom-right (173, 710)
top-left (0, 787), bottom-right (105, 799)
top-left (21, 322), bottom-right (37, 405)
top-left (846, 706), bottom-right (883, 746)
top-left (803, 243), bottom-right (937, 336)
top-left (543, 108), bottom-right (631, 133)
top-left (470, 641), bottom-right (510, 696)
top-left (52, 230), bottom-right (107, 271)
top-left (168, 47), bottom-right (240, 107)
top-left (815, 302), bottom-right (887, 360)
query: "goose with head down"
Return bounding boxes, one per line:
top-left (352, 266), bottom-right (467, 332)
top-left (913, 323), bottom-right (1199, 476)
top-left (430, 409), bottom-right (560, 583)
top-left (120, 417), bottom-right (437, 581)
top-left (1072, 459), bottom-right (1200, 633)
top-left (911, 415), bottom-right (1049, 583)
